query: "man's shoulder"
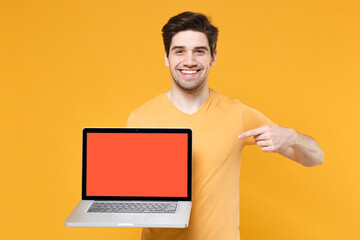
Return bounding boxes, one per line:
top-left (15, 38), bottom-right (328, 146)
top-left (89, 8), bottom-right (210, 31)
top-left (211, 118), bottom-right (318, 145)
top-left (211, 89), bottom-right (247, 109)
top-left (210, 89), bottom-right (268, 119)
top-left (126, 92), bottom-right (166, 127)
top-left (131, 93), bottom-right (165, 114)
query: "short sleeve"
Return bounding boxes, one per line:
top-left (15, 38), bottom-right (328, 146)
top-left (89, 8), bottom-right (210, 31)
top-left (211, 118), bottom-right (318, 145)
top-left (240, 103), bottom-right (277, 145)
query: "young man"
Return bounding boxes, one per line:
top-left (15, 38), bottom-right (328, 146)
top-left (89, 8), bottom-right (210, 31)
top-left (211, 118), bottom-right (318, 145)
top-left (127, 11), bottom-right (324, 240)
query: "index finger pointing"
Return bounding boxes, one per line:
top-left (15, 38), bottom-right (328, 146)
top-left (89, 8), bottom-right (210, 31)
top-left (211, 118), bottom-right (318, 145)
top-left (238, 126), bottom-right (268, 140)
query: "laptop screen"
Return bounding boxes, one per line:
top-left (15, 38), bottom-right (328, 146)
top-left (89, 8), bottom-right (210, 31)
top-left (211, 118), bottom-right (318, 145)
top-left (82, 128), bottom-right (192, 201)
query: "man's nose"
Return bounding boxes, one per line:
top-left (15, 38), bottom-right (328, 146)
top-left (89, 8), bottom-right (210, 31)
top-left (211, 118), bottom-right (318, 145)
top-left (183, 52), bottom-right (197, 67)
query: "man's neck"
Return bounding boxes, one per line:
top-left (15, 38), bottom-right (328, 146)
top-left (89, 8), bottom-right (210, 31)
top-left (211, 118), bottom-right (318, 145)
top-left (166, 85), bottom-right (210, 115)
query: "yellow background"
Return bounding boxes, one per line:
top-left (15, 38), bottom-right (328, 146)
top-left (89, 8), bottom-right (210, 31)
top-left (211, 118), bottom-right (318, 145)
top-left (1, 0), bottom-right (359, 239)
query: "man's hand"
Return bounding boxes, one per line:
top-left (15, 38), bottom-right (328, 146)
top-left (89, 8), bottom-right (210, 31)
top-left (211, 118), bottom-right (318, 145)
top-left (238, 125), bottom-right (324, 167)
top-left (238, 125), bottom-right (296, 154)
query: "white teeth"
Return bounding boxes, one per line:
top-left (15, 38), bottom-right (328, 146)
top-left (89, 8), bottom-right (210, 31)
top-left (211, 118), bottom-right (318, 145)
top-left (180, 70), bottom-right (197, 74)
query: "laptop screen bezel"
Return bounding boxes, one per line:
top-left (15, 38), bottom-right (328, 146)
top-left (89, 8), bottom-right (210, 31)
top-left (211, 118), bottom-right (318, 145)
top-left (82, 128), bottom-right (192, 201)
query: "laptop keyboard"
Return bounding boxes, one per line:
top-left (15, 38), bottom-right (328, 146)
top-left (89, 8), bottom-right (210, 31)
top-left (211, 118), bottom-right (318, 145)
top-left (87, 202), bottom-right (178, 213)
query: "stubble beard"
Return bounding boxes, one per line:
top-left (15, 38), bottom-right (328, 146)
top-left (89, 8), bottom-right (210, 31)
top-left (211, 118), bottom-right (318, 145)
top-left (170, 69), bottom-right (207, 91)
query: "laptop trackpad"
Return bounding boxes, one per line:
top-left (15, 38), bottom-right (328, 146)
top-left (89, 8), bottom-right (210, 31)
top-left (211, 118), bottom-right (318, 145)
top-left (111, 214), bottom-right (146, 225)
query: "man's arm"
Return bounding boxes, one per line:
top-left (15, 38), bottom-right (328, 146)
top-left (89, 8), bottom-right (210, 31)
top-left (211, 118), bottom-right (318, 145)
top-left (238, 125), bottom-right (324, 167)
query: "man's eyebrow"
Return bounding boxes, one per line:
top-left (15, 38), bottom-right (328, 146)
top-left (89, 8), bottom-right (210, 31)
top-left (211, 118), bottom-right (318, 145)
top-left (194, 46), bottom-right (209, 51)
top-left (170, 46), bottom-right (209, 51)
top-left (171, 46), bottom-right (185, 51)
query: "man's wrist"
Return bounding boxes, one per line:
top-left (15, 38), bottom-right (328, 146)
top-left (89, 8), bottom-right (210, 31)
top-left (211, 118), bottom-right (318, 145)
top-left (289, 128), bottom-right (300, 148)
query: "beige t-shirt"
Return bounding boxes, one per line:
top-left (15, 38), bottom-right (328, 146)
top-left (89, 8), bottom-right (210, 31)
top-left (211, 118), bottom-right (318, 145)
top-left (127, 89), bottom-right (275, 240)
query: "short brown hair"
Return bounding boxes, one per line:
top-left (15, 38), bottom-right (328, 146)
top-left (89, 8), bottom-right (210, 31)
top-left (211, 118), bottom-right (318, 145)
top-left (162, 12), bottom-right (219, 57)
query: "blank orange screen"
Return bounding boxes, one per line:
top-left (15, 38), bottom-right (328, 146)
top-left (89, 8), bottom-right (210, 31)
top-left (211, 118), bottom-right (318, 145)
top-left (86, 133), bottom-right (188, 197)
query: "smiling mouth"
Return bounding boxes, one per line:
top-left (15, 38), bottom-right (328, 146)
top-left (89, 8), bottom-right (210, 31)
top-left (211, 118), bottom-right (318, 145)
top-left (178, 69), bottom-right (201, 76)
top-left (180, 70), bottom-right (198, 74)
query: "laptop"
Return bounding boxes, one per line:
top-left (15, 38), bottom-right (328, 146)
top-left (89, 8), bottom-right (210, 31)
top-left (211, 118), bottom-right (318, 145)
top-left (65, 127), bottom-right (192, 228)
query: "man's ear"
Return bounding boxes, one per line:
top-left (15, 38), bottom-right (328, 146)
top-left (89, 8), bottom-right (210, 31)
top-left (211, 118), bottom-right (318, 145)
top-left (210, 49), bottom-right (218, 67)
top-left (165, 51), bottom-right (169, 67)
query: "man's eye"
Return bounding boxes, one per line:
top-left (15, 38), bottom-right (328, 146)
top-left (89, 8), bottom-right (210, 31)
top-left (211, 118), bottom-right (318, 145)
top-left (196, 50), bottom-right (205, 54)
top-left (176, 50), bottom-right (183, 54)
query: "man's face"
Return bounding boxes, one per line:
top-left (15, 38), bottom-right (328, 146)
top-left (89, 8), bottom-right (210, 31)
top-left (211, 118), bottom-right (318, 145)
top-left (165, 30), bottom-right (217, 91)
